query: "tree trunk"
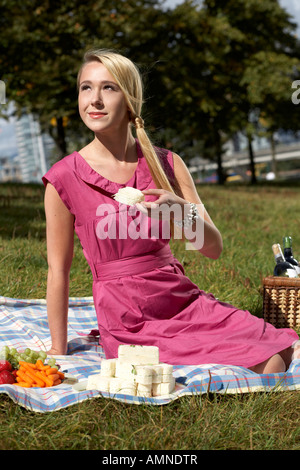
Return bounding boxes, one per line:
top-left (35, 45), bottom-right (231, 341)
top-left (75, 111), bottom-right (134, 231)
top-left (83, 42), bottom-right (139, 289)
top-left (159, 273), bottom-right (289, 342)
top-left (270, 133), bottom-right (277, 179)
top-left (247, 134), bottom-right (257, 184)
top-left (215, 131), bottom-right (225, 185)
top-left (56, 117), bottom-right (67, 157)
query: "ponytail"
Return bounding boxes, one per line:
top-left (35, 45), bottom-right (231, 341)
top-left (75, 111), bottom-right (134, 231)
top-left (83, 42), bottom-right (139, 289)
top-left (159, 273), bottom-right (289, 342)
top-left (133, 116), bottom-right (175, 194)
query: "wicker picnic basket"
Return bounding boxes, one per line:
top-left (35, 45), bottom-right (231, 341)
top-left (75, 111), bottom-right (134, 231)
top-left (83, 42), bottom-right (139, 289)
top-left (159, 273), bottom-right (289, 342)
top-left (263, 276), bottom-right (300, 329)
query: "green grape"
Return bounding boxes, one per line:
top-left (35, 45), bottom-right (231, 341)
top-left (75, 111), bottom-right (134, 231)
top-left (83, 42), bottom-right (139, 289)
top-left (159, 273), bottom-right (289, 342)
top-left (10, 348), bottom-right (17, 356)
top-left (24, 348), bottom-right (31, 355)
top-left (38, 351), bottom-right (47, 361)
top-left (30, 351), bottom-right (39, 360)
top-left (1, 349), bottom-right (9, 360)
top-left (47, 358), bottom-right (56, 367)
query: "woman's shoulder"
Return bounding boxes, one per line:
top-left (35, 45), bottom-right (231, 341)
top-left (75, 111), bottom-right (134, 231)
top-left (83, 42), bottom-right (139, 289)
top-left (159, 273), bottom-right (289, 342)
top-left (43, 151), bottom-right (77, 178)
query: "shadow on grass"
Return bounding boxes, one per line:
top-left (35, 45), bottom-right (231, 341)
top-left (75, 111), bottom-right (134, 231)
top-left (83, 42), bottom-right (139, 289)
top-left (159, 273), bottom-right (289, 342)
top-left (0, 182), bottom-right (45, 240)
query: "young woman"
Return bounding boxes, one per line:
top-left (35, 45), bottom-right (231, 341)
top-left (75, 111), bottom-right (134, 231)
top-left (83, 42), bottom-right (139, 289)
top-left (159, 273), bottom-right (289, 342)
top-left (43, 48), bottom-right (299, 373)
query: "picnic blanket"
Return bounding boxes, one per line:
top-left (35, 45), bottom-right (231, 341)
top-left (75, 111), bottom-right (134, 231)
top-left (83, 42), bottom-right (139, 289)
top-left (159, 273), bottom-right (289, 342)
top-left (0, 295), bottom-right (299, 413)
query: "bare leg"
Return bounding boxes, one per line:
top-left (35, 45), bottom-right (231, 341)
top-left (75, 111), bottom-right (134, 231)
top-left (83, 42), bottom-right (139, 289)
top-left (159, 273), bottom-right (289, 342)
top-left (249, 353), bottom-right (286, 374)
top-left (278, 341), bottom-right (300, 369)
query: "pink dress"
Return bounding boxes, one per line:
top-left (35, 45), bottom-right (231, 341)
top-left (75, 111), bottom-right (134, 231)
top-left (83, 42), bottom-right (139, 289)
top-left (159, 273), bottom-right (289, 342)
top-left (42, 141), bottom-right (298, 367)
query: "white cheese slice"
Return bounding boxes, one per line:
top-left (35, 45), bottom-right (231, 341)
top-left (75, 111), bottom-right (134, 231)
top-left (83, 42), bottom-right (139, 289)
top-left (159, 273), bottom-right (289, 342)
top-left (152, 377), bottom-right (176, 396)
top-left (100, 358), bottom-right (117, 377)
top-left (95, 376), bottom-right (111, 392)
top-left (118, 344), bottom-right (159, 365)
top-left (109, 377), bottom-right (137, 396)
top-left (86, 373), bottom-right (101, 390)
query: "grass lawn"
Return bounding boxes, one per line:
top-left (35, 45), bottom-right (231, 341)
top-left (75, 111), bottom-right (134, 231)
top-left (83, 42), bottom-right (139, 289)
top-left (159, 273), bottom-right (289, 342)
top-left (0, 180), bottom-right (299, 450)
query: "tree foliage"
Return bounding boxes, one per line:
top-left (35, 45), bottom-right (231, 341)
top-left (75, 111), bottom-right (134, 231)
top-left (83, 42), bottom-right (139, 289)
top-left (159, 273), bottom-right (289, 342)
top-left (1, 0), bottom-right (299, 183)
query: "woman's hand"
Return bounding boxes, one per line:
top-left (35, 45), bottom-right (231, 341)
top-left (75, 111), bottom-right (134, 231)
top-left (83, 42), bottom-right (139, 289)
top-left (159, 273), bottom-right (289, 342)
top-left (135, 188), bottom-right (188, 221)
top-left (46, 346), bottom-right (67, 356)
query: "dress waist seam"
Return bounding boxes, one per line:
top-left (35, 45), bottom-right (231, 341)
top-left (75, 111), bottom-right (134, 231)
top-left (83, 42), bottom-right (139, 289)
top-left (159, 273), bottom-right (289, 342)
top-left (94, 245), bottom-right (174, 281)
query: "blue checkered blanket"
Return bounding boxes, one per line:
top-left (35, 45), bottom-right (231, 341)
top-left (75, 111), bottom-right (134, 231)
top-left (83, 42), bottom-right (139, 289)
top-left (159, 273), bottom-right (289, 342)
top-left (0, 296), bottom-right (299, 413)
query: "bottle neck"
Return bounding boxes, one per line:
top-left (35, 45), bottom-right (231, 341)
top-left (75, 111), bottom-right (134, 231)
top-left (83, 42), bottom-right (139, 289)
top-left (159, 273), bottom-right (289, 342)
top-left (284, 247), bottom-right (293, 258)
top-left (275, 254), bottom-right (285, 264)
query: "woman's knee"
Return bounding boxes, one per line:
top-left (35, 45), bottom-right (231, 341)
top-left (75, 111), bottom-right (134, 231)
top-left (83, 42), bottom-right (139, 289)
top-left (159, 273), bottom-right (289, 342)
top-left (249, 353), bottom-right (286, 374)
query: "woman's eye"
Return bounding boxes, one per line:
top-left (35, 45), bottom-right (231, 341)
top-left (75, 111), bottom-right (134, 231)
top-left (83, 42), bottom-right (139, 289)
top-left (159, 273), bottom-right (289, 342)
top-left (103, 84), bottom-right (115, 91)
top-left (80, 84), bottom-right (90, 91)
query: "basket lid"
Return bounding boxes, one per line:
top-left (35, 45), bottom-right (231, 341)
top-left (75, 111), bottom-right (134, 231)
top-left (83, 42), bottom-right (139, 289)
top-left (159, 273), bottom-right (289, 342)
top-left (263, 275), bottom-right (300, 287)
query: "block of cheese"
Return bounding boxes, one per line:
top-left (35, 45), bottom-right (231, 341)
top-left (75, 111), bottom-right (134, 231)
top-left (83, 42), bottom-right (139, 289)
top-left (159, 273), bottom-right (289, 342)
top-left (115, 360), bottom-right (135, 379)
top-left (96, 376), bottom-right (111, 392)
top-left (152, 377), bottom-right (176, 396)
top-left (118, 344), bottom-right (159, 365)
top-left (136, 382), bottom-right (152, 398)
top-left (134, 365), bottom-right (154, 385)
top-left (86, 375), bottom-right (111, 392)
top-left (151, 365), bottom-right (163, 384)
top-left (86, 373), bottom-right (101, 390)
top-left (113, 187), bottom-right (145, 206)
top-left (85, 345), bottom-right (175, 397)
top-left (100, 358), bottom-right (117, 377)
top-left (116, 361), bottom-right (154, 384)
top-left (109, 377), bottom-right (136, 396)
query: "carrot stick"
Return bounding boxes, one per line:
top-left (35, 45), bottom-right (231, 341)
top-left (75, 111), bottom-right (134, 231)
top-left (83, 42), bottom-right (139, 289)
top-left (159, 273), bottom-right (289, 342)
top-left (53, 379), bottom-right (62, 386)
top-left (56, 371), bottom-right (65, 379)
top-left (16, 370), bottom-right (34, 386)
top-left (47, 373), bottom-right (60, 382)
top-left (36, 359), bottom-right (45, 370)
top-left (24, 368), bottom-right (45, 387)
top-left (46, 367), bottom-right (60, 376)
top-left (35, 370), bottom-right (54, 387)
top-left (19, 360), bottom-right (37, 370)
top-left (14, 382), bottom-right (31, 388)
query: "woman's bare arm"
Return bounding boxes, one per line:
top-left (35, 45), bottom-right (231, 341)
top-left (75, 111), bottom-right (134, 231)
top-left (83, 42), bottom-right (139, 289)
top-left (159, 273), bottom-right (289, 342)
top-left (44, 183), bottom-right (75, 355)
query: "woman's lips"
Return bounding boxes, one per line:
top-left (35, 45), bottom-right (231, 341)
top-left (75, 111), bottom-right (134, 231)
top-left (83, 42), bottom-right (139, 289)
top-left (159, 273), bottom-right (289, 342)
top-left (88, 112), bottom-right (107, 119)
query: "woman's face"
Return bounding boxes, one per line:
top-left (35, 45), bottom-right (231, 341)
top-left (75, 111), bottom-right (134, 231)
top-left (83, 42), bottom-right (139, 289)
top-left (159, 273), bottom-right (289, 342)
top-left (78, 61), bottom-right (129, 135)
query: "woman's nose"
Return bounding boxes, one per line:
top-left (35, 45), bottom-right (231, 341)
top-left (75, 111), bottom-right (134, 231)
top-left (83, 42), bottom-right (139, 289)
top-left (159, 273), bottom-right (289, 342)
top-left (91, 89), bottom-right (104, 107)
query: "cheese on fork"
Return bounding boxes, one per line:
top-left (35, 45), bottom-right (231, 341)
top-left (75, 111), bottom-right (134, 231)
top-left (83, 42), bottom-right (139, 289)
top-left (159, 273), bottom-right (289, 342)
top-left (118, 344), bottom-right (159, 365)
top-left (113, 187), bottom-right (145, 206)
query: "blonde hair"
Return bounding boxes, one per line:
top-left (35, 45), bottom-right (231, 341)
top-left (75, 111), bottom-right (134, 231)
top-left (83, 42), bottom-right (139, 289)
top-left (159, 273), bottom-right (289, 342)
top-left (77, 48), bottom-right (175, 194)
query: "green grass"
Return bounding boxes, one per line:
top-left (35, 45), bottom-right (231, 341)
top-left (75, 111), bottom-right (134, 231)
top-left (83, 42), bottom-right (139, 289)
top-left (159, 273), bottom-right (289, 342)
top-left (0, 180), bottom-right (300, 450)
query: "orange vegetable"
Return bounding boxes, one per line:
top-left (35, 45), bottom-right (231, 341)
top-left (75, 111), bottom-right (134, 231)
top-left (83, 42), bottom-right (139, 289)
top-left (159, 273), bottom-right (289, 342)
top-left (46, 367), bottom-right (60, 376)
top-left (15, 382), bottom-right (31, 388)
top-left (13, 360), bottom-right (65, 388)
top-left (19, 361), bottom-right (37, 370)
top-left (35, 370), bottom-right (53, 387)
top-left (16, 370), bottom-right (34, 386)
top-left (36, 359), bottom-right (45, 370)
top-left (23, 368), bottom-right (45, 387)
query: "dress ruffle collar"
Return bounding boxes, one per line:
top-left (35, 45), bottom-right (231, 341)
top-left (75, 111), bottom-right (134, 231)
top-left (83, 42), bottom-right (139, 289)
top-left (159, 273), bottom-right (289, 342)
top-left (71, 139), bottom-right (152, 193)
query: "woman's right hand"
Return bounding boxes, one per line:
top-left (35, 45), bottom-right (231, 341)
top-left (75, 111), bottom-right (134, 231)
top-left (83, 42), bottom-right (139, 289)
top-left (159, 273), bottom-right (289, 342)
top-left (47, 346), bottom-right (67, 356)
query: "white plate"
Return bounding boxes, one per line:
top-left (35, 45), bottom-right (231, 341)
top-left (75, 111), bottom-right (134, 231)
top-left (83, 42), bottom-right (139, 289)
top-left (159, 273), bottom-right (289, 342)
top-left (72, 380), bottom-right (88, 392)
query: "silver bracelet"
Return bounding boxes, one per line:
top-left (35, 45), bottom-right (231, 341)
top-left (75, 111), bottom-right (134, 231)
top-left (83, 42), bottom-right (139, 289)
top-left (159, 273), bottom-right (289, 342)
top-left (174, 202), bottom-right (199, 228)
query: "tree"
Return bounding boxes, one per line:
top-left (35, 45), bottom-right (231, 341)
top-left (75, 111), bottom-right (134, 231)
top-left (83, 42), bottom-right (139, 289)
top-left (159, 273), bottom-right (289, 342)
top-left (203, 0), bottom-right (300, 183)
top-left (0, 0), bottom-right (168, 157)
